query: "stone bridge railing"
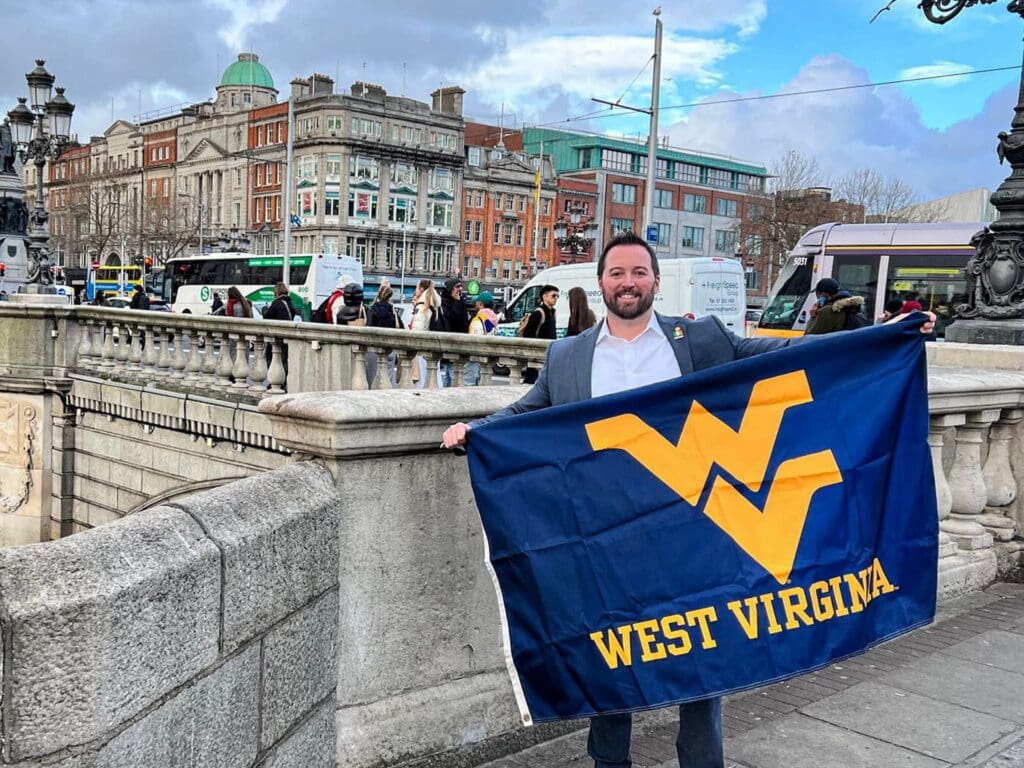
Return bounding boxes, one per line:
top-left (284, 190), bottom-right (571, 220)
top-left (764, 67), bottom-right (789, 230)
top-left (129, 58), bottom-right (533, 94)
top-left (61, 306), bottom-right (550, 399)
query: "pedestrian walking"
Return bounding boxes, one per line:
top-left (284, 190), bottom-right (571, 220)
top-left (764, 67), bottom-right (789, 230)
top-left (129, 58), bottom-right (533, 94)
top-left (367, 284), bottom-right (402, 386)
top-left (211, 291), bottom-right (224, 315)
top-left (444, 230), bottom-right (938, 768)
top-left (410, 279), bottom-right (441, 388)
top-left (226, 286), bottom-right (253, 318)
top-left (518, 284), bottom-right (558, 382)
top-left (465, 291), bottom-right (498, 386)
top-left (262, 281), bottom-right (295, 379)
top-left (438, 277), bottom-right (470, 387)
top-left (129, 284), bottom-right (150, 310)
top-left (567, 286), bottom-right (597, 337)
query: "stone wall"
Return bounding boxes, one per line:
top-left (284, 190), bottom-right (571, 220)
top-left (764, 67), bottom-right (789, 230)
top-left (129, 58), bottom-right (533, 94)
top-left (0, 461), bottom-right (339, 767)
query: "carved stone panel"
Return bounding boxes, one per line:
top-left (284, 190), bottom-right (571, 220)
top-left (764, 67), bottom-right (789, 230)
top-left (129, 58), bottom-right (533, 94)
top-left (0, 393), bottom-right (45, 546)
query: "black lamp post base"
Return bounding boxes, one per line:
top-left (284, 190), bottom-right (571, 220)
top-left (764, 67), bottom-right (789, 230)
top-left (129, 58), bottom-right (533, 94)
top-left (945, 318), bottom-right (1024, 346)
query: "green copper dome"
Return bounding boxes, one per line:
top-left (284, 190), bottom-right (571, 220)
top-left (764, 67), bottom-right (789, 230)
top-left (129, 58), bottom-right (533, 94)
top-left (220, 53), bottom-right (274, 89)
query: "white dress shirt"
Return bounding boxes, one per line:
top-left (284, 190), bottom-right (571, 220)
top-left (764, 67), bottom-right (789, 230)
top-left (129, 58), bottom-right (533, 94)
top-left (591, 314), bottom-right (681, 399)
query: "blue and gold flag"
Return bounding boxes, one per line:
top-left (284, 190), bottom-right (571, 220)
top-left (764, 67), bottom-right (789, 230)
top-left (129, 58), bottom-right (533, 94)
top-left (467, 321), bottom-right (937, 724)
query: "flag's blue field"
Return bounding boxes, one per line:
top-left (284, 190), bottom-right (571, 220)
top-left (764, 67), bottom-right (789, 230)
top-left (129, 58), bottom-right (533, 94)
top-left (467, 321), bottom-right (937, 724)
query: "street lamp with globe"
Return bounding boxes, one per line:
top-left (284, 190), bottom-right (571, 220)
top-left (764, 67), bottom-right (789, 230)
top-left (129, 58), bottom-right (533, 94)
top-left (6, 60), bottom-right (74, 292)
top-left (553, 201), bottom-right (598, 265)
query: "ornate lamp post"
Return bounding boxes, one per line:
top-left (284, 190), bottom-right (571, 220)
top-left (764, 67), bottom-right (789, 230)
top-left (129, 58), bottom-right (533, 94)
top-left (215, 225), bottom-right (251, 253)
top-left (6, 60), bottom-right (74, 292)
top-left (915, 1), bottom-right (1024, 343)
top-left (553, 202), bottom-right (598, 265)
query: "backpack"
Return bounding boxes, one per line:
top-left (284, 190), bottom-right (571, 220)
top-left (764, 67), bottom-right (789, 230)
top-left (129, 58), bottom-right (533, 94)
top-left (517, 308), bottom-right (542, 338)
top-left (844, 311), bottom-right (870, 331)
top-left (428, 306), bottom-right (447, 332)
top-left (311, 295), bottom-right (332, 323)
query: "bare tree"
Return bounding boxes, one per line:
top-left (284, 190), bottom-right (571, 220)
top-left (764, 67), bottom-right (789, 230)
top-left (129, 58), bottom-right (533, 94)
top-left (833, 167), bottom-right (946, 223)
top-left (143, 195), bottom-right (201, 264)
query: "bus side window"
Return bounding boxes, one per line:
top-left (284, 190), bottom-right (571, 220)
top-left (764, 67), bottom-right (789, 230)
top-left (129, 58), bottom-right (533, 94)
top-left (505, 286), bottom-right (542, 323)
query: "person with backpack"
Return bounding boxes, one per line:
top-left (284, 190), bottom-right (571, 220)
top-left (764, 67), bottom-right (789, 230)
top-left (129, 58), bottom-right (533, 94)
top-left (517, 284), bottom-right (559, 383)
top-left (226, 286), bottom-right (253, 318)
top-left (263, 281), bottom-right (296, 379)
top-left (805, 278), bottom-right (867, 335)
top-left (464, 291), bottom-right (499, 386)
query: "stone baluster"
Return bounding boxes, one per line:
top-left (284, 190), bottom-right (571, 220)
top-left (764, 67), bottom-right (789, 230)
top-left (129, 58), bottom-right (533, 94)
top-left (480, 357), bottom-right (494, 386)
top-left (127, 324), bottom-right (143, 372)
top-left (115, 324), bottom-right (131, 368)
top-left (947, 409), bottom-right (1001, 551)
top-left (978, 407), bottom-right (1022, 542)
top-left (154, 330), bottom-right (172, 378)
top-left (200, 330), bottom-right (218, 386)
top-left (214, 333), bottom-right (235, 391)
top-left (99, 322), bottom-right (116, 369)
top-left (449, 355), bottom-right (465, 387)
top-left (423, 352), bottom-right (441, 389)
top-left (266, 340), bottom-right (287, 395)
top-left (184, 331), bottom-right (203, 384)
top-left (230, 336), bottom-right (251, 390)
top-left (351, 346), bottom-right (369, 390)
top-left (141, 327), bottom-right (158, 377)
top-left (169, 330), bottom-right (188, 380)
top-left (76, 318), bottom-right (94, 365)
top-left (397, 352), bottom-right (415, 390)
top-left (506, 359), bottom-right (524, 386)
top-left (929, 414), bottom-right (963, 562)
top-left (248, 337), bottom-right (268, 395)
top-left (92, 322), bottom-right (105, 366)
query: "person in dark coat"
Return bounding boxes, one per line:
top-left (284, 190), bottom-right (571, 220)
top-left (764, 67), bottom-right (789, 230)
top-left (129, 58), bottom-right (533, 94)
top-left (129, 284), bottom-right (150, 310)
top-left (805, 278), bottom-right (865, 335)
top-left (366, 285), bottom-right (402, 385)
top-left (438, 277), bottom-right (470, 387)
top-left (520, 284), bottom-right (559, 383)
top-left (262, 281), bottom-right (295, 379)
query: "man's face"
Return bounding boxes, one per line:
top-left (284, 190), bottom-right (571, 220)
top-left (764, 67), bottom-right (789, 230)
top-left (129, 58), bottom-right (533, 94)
top-left (451, 283), bottom-right (463, 299)
top-left (598, 244), bottom-right (659, 320)
top-left (542, 289), bottom-right (559, 308)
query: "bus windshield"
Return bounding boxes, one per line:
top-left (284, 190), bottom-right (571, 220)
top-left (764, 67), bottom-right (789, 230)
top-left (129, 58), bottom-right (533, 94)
top-left (760, 253), bottom-right (815, 330)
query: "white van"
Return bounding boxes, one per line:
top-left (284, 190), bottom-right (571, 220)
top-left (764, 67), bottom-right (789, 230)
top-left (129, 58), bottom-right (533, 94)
top-left (498, 257), bottom-right (746, 337)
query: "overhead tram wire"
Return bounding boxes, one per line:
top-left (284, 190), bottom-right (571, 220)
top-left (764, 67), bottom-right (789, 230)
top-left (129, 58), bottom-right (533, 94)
top-left (534, 64), bottom-right (1023, 128)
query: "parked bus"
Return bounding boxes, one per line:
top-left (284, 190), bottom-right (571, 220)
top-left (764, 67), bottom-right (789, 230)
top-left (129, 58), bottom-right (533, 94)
top-left (86, 265), bottom-right (144, 302)
top-left (755, 221), bottom-right (987, 339)
top-left (162, 252), bottom-right (363, 319)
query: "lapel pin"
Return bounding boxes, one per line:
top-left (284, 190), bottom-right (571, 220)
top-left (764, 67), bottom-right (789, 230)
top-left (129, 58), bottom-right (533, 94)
top-left (672, 325), bottom-right (685, 340)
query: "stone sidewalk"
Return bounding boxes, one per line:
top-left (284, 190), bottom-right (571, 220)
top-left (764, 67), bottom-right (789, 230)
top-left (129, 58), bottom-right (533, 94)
top-left (481, 583), bottom-right (1024, 768)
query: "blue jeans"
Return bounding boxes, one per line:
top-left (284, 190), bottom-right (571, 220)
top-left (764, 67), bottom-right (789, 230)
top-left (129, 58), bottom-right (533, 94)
top-left (587, 698), bottom-right (723, 768)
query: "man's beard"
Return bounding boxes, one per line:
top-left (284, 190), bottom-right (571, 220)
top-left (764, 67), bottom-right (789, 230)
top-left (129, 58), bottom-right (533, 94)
top-left (603, 286), bottom-right (655, 320)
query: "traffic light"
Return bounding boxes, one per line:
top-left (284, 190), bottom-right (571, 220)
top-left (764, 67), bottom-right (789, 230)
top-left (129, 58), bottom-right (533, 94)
top-left (144, 257), bottom-right (153, 268)
top-left (0, 263), bottom-right (5, 278)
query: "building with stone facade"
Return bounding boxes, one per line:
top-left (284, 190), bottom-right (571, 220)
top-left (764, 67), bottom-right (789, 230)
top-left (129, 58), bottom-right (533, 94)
top-left (43, 53), bottom-right (467, 298)
top-left (460, 136), bottom-right (558, 294)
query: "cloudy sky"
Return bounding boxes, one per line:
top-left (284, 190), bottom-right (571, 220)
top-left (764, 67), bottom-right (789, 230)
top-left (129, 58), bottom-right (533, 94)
top-left (1, 0), bottom-right (1020, 200)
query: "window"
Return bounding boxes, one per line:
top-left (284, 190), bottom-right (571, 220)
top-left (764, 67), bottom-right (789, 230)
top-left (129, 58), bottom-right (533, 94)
top-left (326, 115), bottom-right (344, 132)
top-left (506, 193), bottom-right (514, 211)
top-left (474, 221), bottom-right (482, 242)
top-left (431, 244), bottom-right (444, 272)
top-left (474, 191), bottom-right (483, 207)
top-left (503, 224), bottom-right (513, 245)
top-left (678, 163), bottom-right (701, 184)
top-left (714, 229), bottom-right (737, 253)
top-left (657, 158), bottom-right (670, 178)
top-left (430, 167), bottom-right (453, 193)
top-left (681, 226), bottom-right (704, 249)
top-left (745, 235), bottom-right (763, 257)
top-left (432, 131), bottom-right (457, 150)
top-left (747, 203), bottom-right (767, 222)
top-left (234, 202), bottom-right (241, 225)
top-left (351, 117), bottom-right (382, 137)
top-left (301, 116), bottom-right (319, 135)
top-left (323, 236), bottom-right (339, 255)
top-left (716, 198), bottom-right (738, 218)
top-left (516, 225), bottom-right (524, 247)
top-left (502, 260), bottom-right (512, 279)
top-left (264, 197), bottom-right (272, 221)
top-left (602, 149), bottom-right (632, 172)
top-left (403, 126), bottom-right (422, 144)
top-left (466, 189), bottom-right (474, 208)
top-left (745, 268), bottom-right (761, 291)
top-left (494, 193), bottom-right (502, 210)
top-left (542, 198), bottom-right (551, 216)
top-left (348, 191), bottom-right (378, 219)
top-left (465, 220), bottom-right (473, 241)
top-left (428, 200), bottom-right (453, 229)
top-left (298, 155), bottom-right (316, 179)
top-left (518, 195), bottom-right (526, 213)
top-left (325, 154), bottom-right (342, 177)
top-left (324, 190), bottom-right (340, 218)
top-left (654, 189), bottom-right (673, 208)
top-left (297, 190), bottom-right (317, 218)
top-left (349, 156), bottom-right (379, 184)
top-left (541, 228), bottom-right (549, 249)
top-left (390, 162), bottom-right (417, 191)
top-left (684, 193), bottom-right (707, 213)
top-left (467, 146), bottom-right (482, 166)
top-left (610, 217), bottom-right (633, 235)
top-left (612, 183), bottom-right (636, 204)
top-left (493, 223), bottom-right (500, 244)
top-left (708, 168), bottom-right (731, 188)
top-left (656, 223), bottom-right (671, 246)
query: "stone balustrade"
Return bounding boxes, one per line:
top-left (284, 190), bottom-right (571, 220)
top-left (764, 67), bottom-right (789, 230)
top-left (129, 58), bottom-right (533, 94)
top-left (0, 304), bottom-right (551, 401)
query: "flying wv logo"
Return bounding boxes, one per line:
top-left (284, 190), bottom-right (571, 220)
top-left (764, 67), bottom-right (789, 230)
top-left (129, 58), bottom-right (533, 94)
top-left (585, 371), bottom-right (842, 585)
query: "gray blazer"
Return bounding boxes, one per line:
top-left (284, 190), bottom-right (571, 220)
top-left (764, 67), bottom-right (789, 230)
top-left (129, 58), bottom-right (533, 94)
top-left (470, 313), bottom-right (794, 429)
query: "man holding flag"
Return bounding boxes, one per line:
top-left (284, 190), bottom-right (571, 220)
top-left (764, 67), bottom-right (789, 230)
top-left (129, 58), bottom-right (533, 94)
top-left (443, 231), bottom-right (936, 768)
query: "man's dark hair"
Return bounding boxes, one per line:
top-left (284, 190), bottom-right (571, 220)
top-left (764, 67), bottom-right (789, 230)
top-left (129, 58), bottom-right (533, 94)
top-left (537, 285), bottom-right (559, 305)
top-left (597, 230), bottom-right (660, 278)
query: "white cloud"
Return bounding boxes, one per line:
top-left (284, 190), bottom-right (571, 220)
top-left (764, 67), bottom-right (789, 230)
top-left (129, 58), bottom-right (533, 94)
top-left (459, 31), bottom-right (736, 113)
top-left (898, 60), bottom-right (972, 87)
top-left (205, 0), bottom-right (288, 50)
top-left (544, 0), bottom-right (766, 37)
top-left (664, 54), bottom-right (1015, 200)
